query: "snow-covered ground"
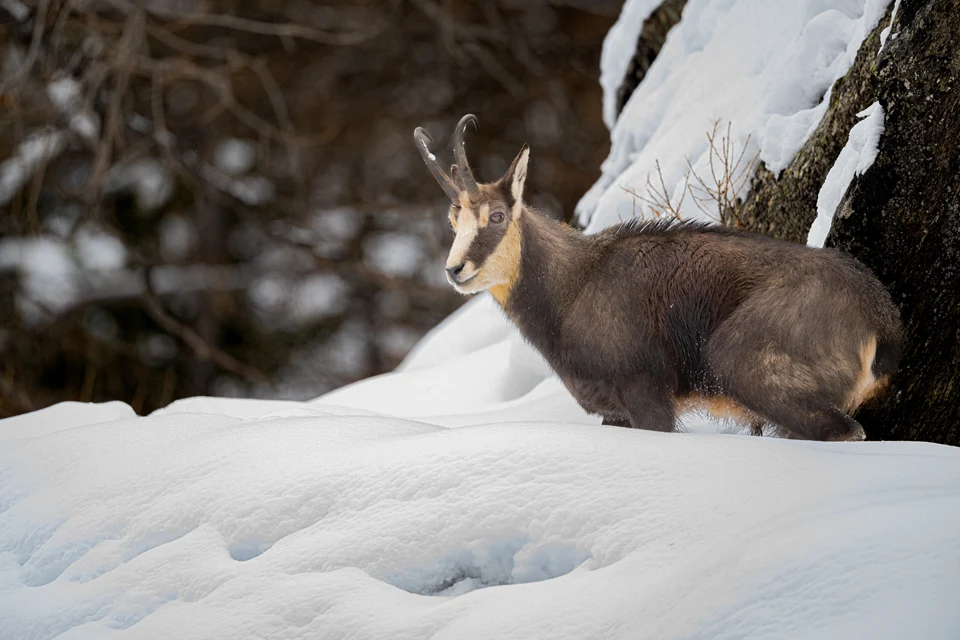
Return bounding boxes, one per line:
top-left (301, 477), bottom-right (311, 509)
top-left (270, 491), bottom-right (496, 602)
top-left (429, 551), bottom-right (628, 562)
top-left (3, 298), bottom-right (960, 639)
top-left (4, 1), bottom-right (959, 638)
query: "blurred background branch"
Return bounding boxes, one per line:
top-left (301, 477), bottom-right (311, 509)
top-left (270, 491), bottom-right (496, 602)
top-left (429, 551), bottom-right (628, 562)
top-left (0, 0), bottom-right (619, 417)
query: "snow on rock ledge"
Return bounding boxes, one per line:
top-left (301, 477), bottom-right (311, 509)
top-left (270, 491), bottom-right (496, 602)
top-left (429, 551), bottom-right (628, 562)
top-left (580, 0), bottom-right (892, 232)
top-left (808, 101), bottom-right (885, 247)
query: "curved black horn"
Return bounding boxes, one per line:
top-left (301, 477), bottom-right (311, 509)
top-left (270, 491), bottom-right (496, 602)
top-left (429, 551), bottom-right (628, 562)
top-left (414, 127), bottom-right (460, 202)
top-left (452, 114), bottom-right (479, 194)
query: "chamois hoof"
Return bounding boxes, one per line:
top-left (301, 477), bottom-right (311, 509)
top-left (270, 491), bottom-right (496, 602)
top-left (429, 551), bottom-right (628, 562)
top-left (826, 423), bottom-right (867, 442)
top-left (601, 415), bottom-right (631, 428)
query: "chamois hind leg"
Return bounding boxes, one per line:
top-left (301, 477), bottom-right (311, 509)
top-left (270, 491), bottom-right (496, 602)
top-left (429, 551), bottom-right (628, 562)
top-left (717, 374), bottom-right (867, 441)
top-left (759, 405), bottom-right (866, 442)
top-left (705, 304), bottom-right (867, 441)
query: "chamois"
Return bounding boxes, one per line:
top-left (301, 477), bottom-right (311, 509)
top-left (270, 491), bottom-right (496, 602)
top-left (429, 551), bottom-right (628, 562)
top-left (413, 115), bottom-right (902, 441)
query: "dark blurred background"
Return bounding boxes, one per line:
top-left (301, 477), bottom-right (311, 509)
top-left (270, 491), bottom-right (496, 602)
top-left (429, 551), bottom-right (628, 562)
top-left (0, 0), bottom-right (619, 417)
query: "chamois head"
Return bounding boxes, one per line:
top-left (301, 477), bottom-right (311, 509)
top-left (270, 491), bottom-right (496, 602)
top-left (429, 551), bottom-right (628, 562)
top-left (414, 115), bottom-right (529, 296)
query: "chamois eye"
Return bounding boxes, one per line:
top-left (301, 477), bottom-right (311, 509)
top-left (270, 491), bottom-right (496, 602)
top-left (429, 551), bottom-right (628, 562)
top-left (490, 212), bottom-right (505, 224)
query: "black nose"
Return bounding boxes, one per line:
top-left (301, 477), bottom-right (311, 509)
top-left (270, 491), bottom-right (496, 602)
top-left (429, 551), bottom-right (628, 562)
top-left (446, 262), bottom-right (466, 279)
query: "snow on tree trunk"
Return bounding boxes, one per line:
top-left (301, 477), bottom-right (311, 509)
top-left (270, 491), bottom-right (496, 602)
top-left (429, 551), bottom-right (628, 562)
top-left (826, 0), bottom-right (960, 446)
top-left (610, 0), bottom-right (687, 124)
top-left (732, 5), bottom-right (894, 240)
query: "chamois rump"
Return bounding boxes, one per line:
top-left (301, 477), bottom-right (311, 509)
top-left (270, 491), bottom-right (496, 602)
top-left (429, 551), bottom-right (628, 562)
top-left (413, 115), bottom-right (902, 441)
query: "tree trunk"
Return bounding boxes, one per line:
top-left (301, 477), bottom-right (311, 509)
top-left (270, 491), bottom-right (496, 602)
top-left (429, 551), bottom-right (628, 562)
top-left (827, 0), bottom-right (960, 445)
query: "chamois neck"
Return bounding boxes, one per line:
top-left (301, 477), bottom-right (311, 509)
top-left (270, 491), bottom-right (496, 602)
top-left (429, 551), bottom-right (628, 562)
top-left (497, 211), bottom-right (590, 343)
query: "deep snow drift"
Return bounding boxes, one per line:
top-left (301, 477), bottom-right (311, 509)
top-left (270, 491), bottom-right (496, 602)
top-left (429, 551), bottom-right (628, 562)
top-left (2, 298), bottom-right (960, 640)
top-left (4, 0), bottom-right (960, 638)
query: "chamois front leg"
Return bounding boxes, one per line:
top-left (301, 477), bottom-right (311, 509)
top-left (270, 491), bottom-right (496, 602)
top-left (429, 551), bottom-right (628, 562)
top-left (621, 380), bottom-right (677, 432)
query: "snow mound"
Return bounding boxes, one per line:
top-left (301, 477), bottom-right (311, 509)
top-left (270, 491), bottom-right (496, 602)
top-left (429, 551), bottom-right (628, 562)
top-left (580, 0), bottom-right (891, 231)
top-left (2, 396), bottom-right (959, 639)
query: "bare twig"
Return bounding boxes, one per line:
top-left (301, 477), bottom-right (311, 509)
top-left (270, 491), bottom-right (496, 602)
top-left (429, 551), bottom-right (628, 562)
top-left (146, 21), bottom-right (229, 60)
top-left (621, 120), bottom-right (759, 225)
top-left (685, 119), bottom-right (759, 226)
top-left (462, 42), bottom-right (524, 97)
top-left (136, 56), bottom-right (329, 147)
top-left (621, 160), bottom-right (687, 221)
top-left (0, 0), bottom-right (51, 94)
top-left (408, 0), bottom-right (506, 44)
top-left (47, 0), bottom-right (80, 75)
top-left (249, 56), bottom-right (300, 175)
top-left (88, 1), bottom-right (146, 204)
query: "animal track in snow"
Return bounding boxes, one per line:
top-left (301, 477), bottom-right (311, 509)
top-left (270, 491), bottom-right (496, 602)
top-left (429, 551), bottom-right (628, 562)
top-left (229, 540), bottom-right (273, 561)
top-left (382, 535), bottom-right (591, 596)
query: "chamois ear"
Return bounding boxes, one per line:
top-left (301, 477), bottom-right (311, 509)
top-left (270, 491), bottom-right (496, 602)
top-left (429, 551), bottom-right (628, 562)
top-left (502, 145), bottom-right (530, 204)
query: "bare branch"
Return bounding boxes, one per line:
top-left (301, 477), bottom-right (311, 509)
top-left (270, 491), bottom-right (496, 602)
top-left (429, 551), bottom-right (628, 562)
top-left (684, 119), bottom-right (760, 226)
top-left (621, 160), bottom-right (687, 221)
top-left (88, 1), bottom-right (146, 204)
top-left (0, 0), bottom-right (50, 94)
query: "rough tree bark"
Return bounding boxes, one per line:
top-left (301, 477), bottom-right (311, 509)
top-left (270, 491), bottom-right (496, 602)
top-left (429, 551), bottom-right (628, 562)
top-left (827, 0), bottom-right (960, 445)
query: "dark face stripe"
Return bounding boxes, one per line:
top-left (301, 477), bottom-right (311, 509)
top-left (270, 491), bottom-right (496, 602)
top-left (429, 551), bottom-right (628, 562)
top-left (452, 183), bottom-right (515, 268)
top-left (467, 223), bottom-right (508, 267)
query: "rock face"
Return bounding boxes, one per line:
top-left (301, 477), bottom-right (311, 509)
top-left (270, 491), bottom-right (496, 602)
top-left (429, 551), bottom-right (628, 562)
top-left (828, 0), bottom-right (960, 445)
